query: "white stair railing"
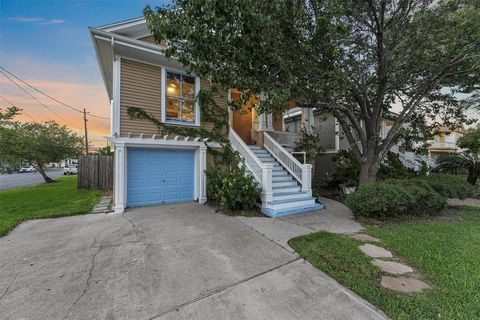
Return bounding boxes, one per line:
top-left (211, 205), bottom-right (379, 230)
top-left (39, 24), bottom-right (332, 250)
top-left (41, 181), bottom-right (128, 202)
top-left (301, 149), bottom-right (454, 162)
top-left (229, 128), bottom-right (273, 203)
top-left (269, 131), bottom-right (301, 147)
top-left (263, 131), bottom-right (312, 195)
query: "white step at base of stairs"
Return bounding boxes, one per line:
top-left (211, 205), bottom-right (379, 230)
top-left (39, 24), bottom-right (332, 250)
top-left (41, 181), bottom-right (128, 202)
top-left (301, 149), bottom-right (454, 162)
top-left (261, 201), bottom-right (324, 218)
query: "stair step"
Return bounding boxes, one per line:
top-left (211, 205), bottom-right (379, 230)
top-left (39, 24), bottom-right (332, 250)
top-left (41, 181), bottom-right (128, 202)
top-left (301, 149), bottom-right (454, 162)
top-left (272, 176), bottom-right (293, 182)
top-left (272, 185), bottom-right (301, 192)
top-left (261, 202), bottom-right (324, 218)
top-left (272, 181), bottom-right (297, 187)
top-left (268, 196), bottom-right (315, 205)
top-left (273, 191), bottom-right (308, 201)
top-left (273, 172), bottom-right (288, 177)
top-left (266, 198), bottom-right (317, 211)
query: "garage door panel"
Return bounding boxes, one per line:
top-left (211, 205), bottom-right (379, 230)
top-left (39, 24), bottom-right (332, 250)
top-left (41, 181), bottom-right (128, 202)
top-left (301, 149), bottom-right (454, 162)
top-left (127, 148), bottom-right (195, 207)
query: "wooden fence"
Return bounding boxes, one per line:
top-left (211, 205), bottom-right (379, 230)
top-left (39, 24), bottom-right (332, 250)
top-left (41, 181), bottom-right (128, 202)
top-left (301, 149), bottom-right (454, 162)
top-left (78, 155), bottom-right (113, 190)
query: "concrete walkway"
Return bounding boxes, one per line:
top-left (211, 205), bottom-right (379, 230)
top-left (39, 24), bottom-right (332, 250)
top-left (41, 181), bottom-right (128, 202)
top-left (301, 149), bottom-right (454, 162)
top-left (235, 197), bottom-right (363, 252)
top-left (0, 202), bottom-right (385, 320)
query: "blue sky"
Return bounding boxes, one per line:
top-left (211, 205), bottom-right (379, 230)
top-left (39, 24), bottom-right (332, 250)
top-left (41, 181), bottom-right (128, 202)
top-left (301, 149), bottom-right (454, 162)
top-left (0, 0), bottom-right (170, 145)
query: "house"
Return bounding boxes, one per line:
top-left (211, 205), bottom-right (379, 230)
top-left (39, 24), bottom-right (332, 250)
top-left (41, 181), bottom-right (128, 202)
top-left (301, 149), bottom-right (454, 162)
top-left (427, 125), bottom-right (465, 158)
top-left (90, 17), bottom-right (322, 217)
top-left (284, 108), bottom-right (436, 178)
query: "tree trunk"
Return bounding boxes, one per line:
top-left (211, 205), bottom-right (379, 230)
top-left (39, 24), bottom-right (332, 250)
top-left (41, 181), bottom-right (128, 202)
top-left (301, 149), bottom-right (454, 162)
top-left (34, 164), bottom-right (55, 183)
top-left (467, 166), bottom-right (478, 185)
top-left (358, 147), bottom-right (380, 185)
top-left (359, 161), bottom-right (379, 185)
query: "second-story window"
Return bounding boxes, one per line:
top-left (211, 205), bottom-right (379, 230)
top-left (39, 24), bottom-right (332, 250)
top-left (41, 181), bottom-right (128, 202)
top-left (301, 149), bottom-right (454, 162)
top-left (166, 72), bottom-right (196, 124)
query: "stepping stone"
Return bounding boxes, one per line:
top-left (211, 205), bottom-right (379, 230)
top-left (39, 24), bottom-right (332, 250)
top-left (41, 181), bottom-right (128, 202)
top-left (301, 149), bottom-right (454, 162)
top-left (351, 234), bottom-right (380, 242)
top-left (372, 259), bottom-right (413, 275)
top-left (381, 276), bottom-right (430, 293)
top-left (359, 244), bottom-right (393, 258)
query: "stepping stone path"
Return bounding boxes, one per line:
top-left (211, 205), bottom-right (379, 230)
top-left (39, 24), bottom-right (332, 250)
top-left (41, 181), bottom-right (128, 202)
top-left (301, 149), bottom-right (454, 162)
top-left (91, 195), bottom-right (112, 214)
top-left (381, 276), bottom-right (430, 293)
top-left (353, 234), bottom-right (430, 293)
top-left (371, 259), bottom-right (413, 275)
top-left (359, 244), bottom-right (393, 258)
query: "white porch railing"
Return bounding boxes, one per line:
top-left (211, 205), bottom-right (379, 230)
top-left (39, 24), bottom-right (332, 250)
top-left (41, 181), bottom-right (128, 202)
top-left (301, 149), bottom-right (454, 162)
top-left (229, 128), bottom-right (273, 203)
top-left (263, 132), bottom-right (312, 195)
top-left (269, 131), bottom-right (301, 147)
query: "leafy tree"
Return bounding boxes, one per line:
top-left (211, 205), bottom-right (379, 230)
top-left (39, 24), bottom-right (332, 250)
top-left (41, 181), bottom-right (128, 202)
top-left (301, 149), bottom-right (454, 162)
top-left (0, 121), bottom-right (83, 182)
top-left (0, 107), bottom-right (20, 122)
top-left (438, 152), bottom-right (480, 185)
top-left (94, 145), bottom-right (113, 156)
top-left (458, 125), bottom-right (480, 153)
top-left (144, 0), bottom-right (480, 184)
top-left (438, 126), bottom-right (480, 185)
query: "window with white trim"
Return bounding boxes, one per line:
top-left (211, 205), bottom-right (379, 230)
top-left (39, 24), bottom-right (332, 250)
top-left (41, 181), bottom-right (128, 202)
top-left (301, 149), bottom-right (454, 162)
top-left (165, 71), bottom-right (196, 124)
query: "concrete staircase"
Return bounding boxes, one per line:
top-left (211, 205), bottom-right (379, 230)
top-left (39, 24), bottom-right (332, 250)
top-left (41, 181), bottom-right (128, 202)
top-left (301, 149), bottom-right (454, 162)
top-left (249, 145), bottom-right (323, 217)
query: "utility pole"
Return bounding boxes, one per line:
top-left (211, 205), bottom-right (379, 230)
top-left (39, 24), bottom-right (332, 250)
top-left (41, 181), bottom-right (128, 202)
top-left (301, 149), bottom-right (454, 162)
top-left (83, 108), bottom-right (89, 155)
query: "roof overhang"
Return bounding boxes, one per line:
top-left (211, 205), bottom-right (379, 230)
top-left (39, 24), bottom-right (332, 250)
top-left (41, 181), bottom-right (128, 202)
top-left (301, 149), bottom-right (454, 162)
top-left (89, 26), bottom-right (185, 101)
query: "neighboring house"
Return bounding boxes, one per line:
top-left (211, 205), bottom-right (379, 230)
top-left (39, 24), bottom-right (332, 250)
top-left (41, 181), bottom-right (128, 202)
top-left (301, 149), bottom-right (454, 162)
top-left (427, 125), bottom-right (465, 158)
top-left (48, 158), bottom-right (78, 168)
top-left (90, 17), bottom-right (321, 217)
top-left (284, 108), bottom-right (437, 178)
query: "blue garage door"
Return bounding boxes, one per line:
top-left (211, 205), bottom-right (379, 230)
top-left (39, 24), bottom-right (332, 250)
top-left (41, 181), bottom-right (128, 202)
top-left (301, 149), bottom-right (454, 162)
top-left (127, 148), bottom-right (195, 207)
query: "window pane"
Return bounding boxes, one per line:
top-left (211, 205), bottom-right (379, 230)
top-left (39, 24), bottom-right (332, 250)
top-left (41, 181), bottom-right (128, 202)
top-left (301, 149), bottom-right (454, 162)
top-left (182, 76), bottom-right (195, 99)
top-left (182, 100), bottom-right (195, 123)
top-left (166, 72), bottom-right (181, 97)
top-left (166, 97), bottom-right (180, 121)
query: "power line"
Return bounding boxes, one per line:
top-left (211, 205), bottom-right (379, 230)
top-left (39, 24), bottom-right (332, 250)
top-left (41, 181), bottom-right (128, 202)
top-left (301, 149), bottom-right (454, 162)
top-left (0, 66), bottom-right (109, 120)
top-left (0, 69), bottom-right (80, 129)
top-left (0, 94), bottom-right (36, 122)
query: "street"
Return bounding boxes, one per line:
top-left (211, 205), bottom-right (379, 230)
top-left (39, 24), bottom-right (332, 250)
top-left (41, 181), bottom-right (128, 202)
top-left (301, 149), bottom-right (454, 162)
top-left (0, 170), bottom-right (66, 191)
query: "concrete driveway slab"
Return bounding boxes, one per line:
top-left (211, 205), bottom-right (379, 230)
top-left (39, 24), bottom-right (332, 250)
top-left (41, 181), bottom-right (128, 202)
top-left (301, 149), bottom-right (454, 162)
top-left (157, 260), bottom-right (386, 320)
top-left (0, 202), bottom-right (387, 320)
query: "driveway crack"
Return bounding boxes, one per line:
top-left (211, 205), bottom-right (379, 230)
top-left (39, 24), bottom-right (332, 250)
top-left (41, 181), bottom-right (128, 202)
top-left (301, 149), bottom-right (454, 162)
top-left (62, 247), bottom-right (102, 319)
top-left (0, 271), bottom-right (19, 301)
top-left (122, 213), bottom-right (139, 242)
top-left (144, 257), bottom-right (301, 320)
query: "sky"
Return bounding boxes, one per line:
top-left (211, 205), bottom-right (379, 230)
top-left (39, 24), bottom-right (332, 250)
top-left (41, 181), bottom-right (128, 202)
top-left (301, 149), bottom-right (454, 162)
top-left (0, 0), bottom-right (170, 147)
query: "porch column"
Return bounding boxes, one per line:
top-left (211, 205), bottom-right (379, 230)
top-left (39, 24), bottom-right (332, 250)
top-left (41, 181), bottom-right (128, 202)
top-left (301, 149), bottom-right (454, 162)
top-left (113, 143), bottom-right (126, 214)
top-left (301, 108), bottom-right (315, 134)
top-left (198, 145), bottom-right (207, 204)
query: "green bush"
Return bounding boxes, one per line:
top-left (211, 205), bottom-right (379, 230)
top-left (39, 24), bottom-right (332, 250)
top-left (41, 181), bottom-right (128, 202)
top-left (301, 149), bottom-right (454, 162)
top-left (346, 178), bottom-right (451, 218)
top-left (346, 181), bottom-right (413, 218)
top-left (418, 174), bottom-right (477, 199)
top-left (206, 166), bottom-right (261, 211)
top-left (384, 179), bottom-right (446, 214)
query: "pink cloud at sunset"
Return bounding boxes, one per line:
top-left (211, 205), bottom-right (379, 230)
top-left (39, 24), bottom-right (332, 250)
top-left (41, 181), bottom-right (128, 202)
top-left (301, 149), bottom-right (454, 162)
top-left (0, 57), bottom-right (111, 146)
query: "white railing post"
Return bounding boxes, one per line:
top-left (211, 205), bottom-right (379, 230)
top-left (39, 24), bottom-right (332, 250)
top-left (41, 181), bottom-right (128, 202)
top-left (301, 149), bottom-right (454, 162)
top-left (261, 164), bottom-right (273, 203)
top-left (301, 164), bottom-right (312, 196)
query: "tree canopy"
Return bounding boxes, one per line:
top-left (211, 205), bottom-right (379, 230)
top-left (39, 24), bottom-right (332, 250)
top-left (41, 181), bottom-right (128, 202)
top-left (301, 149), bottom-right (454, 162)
top-left (144, 0), bottom-right (480, 183)
top-left (0, 121), bottom-right (83, 182)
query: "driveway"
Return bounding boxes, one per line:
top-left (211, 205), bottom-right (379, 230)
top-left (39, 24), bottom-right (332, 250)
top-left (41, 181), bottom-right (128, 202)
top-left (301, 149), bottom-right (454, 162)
top-left (0, 170), bottom-right (64, 190)
top-left (0, 202), bottom-right (387, 320)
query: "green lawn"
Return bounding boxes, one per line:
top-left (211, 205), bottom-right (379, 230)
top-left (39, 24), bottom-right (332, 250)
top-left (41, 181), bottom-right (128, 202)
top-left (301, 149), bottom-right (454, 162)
top-left (0, 176), bottom-right (101, 236)
top-left (289, 207), bottom-right (480, 320)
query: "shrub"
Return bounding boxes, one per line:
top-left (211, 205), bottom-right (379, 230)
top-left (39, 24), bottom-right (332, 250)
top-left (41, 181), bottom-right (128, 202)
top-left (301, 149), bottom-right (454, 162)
top-left (346, 181), bottom-right (413, 218)
top-left (418, 174), bottom-right (477, 199)
top-left (205, 166), bottom-right (261, 211)
top-left (384, 179), bottom-right (446, 214)
top-left (346, 179), bottom-right (450, 218)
